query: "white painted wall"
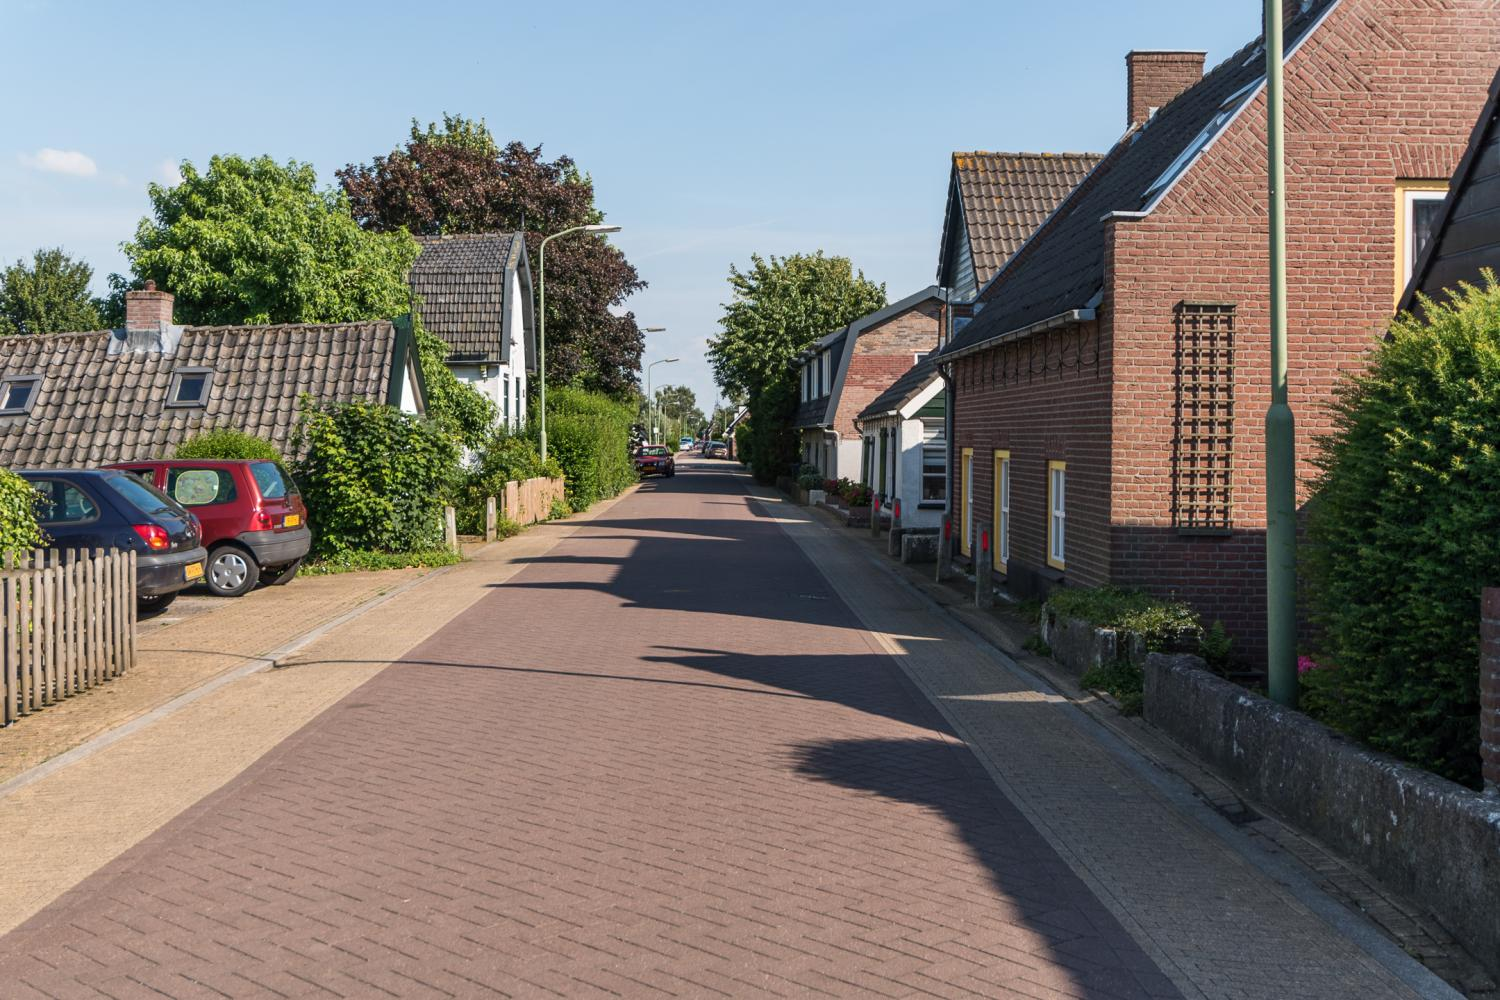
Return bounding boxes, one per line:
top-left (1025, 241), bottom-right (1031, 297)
top-left (443, 271), bottom-right (531, 432)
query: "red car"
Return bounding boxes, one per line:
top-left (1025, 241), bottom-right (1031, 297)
top-left (107, 459), bottom-right (311, 597)
top-left (634, 444), bottom-right (676, 478)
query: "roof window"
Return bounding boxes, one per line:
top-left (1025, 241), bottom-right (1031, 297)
top-left (0, 375), bottom-right (41, 415)
top-left (1143, 77), bottom-right (1264, 202)
top-left (167, 367), bottom-right (213, 408)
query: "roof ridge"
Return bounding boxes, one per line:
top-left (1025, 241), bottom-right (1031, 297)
top-left (954, 151), bottom-right (1104, 161)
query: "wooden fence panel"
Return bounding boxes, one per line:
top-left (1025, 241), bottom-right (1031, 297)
top-left (0, 548), bottom-right (139, 727)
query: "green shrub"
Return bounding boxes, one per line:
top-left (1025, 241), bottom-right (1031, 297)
top-left (454, 428), bottom-right (561, 534)
top-left (734, 420), bottom-right (751, 466)
top-left (1305, 273), bottom-right (1500, 787)
top-left (173, 428), bottom-right (281, 462)
top-left (1044, 586), bottom-right (1202, 653)
top-left (1200, 620), bottom-right (1233, 674)
top-left (546, 386), bottom-right (635, 510)
top-left (549, 497), bottom-right (573, 520)
top-left (1080, 661), bottom-right (1144, 716)
top-left (302, 548), bottom-right (462, 576)
top-left (0, 468), bottom-right (44, 559)
top-left (293, 399), bottom-right (459, 558)
top-left (413, 314), bottom-right (496, 452)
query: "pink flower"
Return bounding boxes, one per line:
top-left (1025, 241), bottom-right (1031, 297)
top-left (1297, 655), bottom-right (1320, 675)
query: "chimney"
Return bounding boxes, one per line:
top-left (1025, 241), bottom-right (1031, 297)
top-left (1125, 51), bottom-right (1206, 127)
top-left (125, 279), bottom-right (174, 332)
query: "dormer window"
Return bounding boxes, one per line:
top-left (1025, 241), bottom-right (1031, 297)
top-left (0, 375), bottom-right (40, 415)
top-left (167, 367), bottom-right (212, 407)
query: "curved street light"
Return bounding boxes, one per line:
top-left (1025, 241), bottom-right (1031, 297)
top-left (536, 223), bottom-right (622, 461)
top-left (646, 354), bottom-right (679, 443)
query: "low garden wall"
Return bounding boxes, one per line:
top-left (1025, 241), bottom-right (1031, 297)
top-left (1040, 613), bottom-right (1146, 674)
top-left (502, 477), bottom-right (566, 526)
top-left (1144, 653), bottom-right (1500, 976)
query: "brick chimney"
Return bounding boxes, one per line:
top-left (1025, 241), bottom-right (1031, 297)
top-left (124, 280), bottom-right (174, 332)
top-left (1125, 51), bottom-right (1206, 127)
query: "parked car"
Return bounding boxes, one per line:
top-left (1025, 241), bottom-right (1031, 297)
top-left (108, 459), bottom-right (311, 598)
top-left (18, 468), bottom-right (207, 613)
top-left (634, 445), bottom-right (676, 478)
top-left (678, 436), bottom-right (695, 451)
top-left (704, 441), bottom-right (729, 459)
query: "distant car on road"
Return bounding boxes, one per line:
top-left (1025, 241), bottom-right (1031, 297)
top-left (634, 444), bottom-right (676, 478)
top-left (679, 436), bottom-right (695, 451)
top-left (704, 441), bottom-right (729, 459)
top-left (18, 468), bottom-right (207, 614)
top-left (108, 459), bottom-right (311, 598)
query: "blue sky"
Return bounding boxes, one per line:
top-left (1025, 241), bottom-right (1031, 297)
top-left (0, 0), bottom-right (1261, 409)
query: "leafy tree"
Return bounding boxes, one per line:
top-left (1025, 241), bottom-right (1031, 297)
top-left (0, 468), bottom-right (45, 558)
top-left (707, 252), bottom-right (885, 480)
top-left (338, 115), bottom-right (645, 395)
top-left (0, 248), bottom-right (104, 335)
top-left (116, 155), bottom-right (418, 326)
top-left (174, 429), bottom-right (281, 462)
top-left (1304, 273), bottom-right (1500, 787)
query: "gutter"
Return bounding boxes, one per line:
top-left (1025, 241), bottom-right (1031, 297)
top-left (938, 306), bottom-right (1096, 364)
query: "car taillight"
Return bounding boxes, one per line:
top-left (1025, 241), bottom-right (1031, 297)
top-left (249, 509), bottom-right (275, 531)
top-left (132, 524), bottom-right (171, 551)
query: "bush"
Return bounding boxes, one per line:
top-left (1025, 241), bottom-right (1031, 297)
top-left (173, 428), bottom-right (281, 462)
top-left (302, 548), bottom-right (462, 576)
top-left (0, 468), bottom-right (44, 559)
top-left (1045, 586), bottom-right (1202, 653)
top-left (546, 386), bottom-right (636, 510)
top-left (1080, 661), bottom-right (1144, 716)
top-left (454, 428), bottom-right (561, 534)
top-left (293, 399), bottom-right (459, 558)
top-left (796, 469), bottom-right (821, 490)
top-left (413, 314), bottom-right (497, 452)
top-left (1305, 274), bottom-right (1500, 787)
top-left (734, 420), bottom-right (751, 466)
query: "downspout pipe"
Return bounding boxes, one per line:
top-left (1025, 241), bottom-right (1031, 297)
top-left (1265, 0), bottom-right (1298, 707)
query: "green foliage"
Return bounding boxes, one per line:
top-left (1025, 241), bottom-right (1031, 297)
top-left (707, 252), bottom-right (885, 482)
top-left (796, 469), bottom-right (822, 490)
top-left (0, 469), bottom-right (45, 558)
top-left (293, 399), bottom-right (459, 558)
top-left (453, 428), bottom-right (561, 534)
top-left (734, 419), bottom-right (752, 467)
top-left (117, 155), bottom-right (418, 326)
top-left (0, 248), bottom-right (104, 335)
top-left (412, 313), bottom-right (497, 451)
top-left (546, 386), bottom-right (636, 510)
top-left (1200, 620), bottom-right (1233, 674)
top-left (1021, 635), bottom-right (1052, 657)
top-left (409, 114), bottom-right (499, 158)
top-left (1305, 273), bottom-right (1500, 787)
top-left (173, 428), bottom-right (281, 462)
top-left (549, 497), bottom-right (573, 520)
top-left (302, 548), bottom-right (462, 576)
top-left (1045, 586), bottom-right (1203, 653)
top-left (1080, 661), bottom-right (1144, 716)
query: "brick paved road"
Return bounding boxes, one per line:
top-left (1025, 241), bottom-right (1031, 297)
top-left (0, 462), bottom-right (1194, 998)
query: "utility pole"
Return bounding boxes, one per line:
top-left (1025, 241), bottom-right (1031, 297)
top-left (1264, 0), bottom-right (1297, 707)
top-left (536, 223), bottom-right (621, 461)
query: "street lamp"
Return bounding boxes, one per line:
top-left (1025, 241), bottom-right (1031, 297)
top-left (537, 223), bottom-right (622, 462)
top-left (646, 355), bottom-right (679, 442)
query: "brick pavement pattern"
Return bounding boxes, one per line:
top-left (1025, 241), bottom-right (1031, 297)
top-left (0, 462), bottom-right (1181, 999)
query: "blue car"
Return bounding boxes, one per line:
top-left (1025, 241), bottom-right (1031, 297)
top-left (18, 468), bottom-right (209, 614)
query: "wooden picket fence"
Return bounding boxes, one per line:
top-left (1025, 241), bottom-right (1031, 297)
top-left (1, 548), bottom-right (137, 726)
top-left (502, 476), bottom-right (566, 526)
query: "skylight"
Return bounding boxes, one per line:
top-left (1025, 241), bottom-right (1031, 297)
top-left (1142, 76), bottom-right (1265, 201)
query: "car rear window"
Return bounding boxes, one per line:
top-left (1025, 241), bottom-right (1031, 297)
top-left (250, 461), bottom-right (297, 500)
top-left (640, 446), bottom-right (670, 457)
top-left (31, 480), bottom-right (99, 524)
top-left (103, 473), bottom-right (182, 518)
top-left (167, 467), bottom-right (238, 506)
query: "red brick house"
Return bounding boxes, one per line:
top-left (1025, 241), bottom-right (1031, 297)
top-left (792, 287), bottom-right (943, 480)
top-left (936, 0), bottom-right (1500, 658)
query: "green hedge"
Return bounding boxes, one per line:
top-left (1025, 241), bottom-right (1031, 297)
top-left (293, 399), bottom-right (458, 558)
top-left (174, 428), bottom-right (281, 461)
top-left (545, 386), bottom-right (636, 510)
top-left (1305, 273), bottom-right (1500, 788)
top-left (0, 468), bottom-right (44, 559)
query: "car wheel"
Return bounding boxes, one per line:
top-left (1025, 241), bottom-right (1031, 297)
top-left (137, 592), bottom-right (177, 616)
top-left (206, 545), bottom-right (260, 598)
top-left (259, 558), bottom-right (302, 587)
top-left (666, 468), bottom-right (675, 478)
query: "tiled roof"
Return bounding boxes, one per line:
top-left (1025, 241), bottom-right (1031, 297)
top-left (857, 354), bottom-right (941, 422)
top-left (944, 0), bottom-right (1335, 356)
top-left (950, 152), bottom-right (1104, 285)
top-left (409, 232), bottom-right (522, 361)
top-left (0, 321), bottom-right (408, 469)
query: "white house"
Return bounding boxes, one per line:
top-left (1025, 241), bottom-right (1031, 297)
top-left (409, 232), bottom-right (537, 430)
top-left (854, 357), bottom-right (947, 528)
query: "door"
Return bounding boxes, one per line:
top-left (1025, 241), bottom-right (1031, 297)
top-left (960, 448), bottom-right (974, 557)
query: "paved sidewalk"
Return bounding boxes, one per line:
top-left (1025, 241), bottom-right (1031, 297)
top-left (0, 464), bottom-right (1441, 998)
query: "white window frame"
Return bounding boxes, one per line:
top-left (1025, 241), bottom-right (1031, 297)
top-left (995, 451), bottom-right (1010, 571)
top-left (1402, 186), bottom-right (1447, 286)
top-left (820, 352), bottom-right (831, 396)
top-left (1047, 461), bottom-right (1066, 570)
top-left (0, 374), bottom-right (41, 415)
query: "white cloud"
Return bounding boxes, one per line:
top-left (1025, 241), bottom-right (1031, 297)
top-left (18, 147), bottom-right (98, 177)
top-left (156, 159), bottom-right (182, 185)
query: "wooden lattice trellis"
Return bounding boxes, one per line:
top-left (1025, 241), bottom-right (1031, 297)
top-left (1172, 302), bottom-right (1236, 533)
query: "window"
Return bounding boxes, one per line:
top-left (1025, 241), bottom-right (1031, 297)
top-left (167, 367), bottom-right (212, 407)
top-left (503, 373), bottom-right (511, 422)
top-left (802, 366), bottom-right (810, 402)
top-left (960, 448), bottom-right (974, 557)
top-left (1396, 181), bottom-right (1448, 300)
top-left (1144, 78), bottom-right (1262, 200)
top-left (1047, 461), bottom-right (1066, 570)
top-left (1172, 302), bottom-right (1235, 532)
top-left (0, 375), bottom-right (40, 415)
top-left (249, 461), bottom-right (297, 500)
top-left (819, 353), bottom-right (830, 396)
top-left (167, 468), bottom-right (237, 506)
top-left (921, 419), bottom-right (945, 504)
top-left (914, 351), bottom-right (930, 364)
top-left (103, 474), bottom-right (178, 517)
top-left (32, 479), bottom-right (99, 525)
top-left (993, 451), bottom-right (1010, 572)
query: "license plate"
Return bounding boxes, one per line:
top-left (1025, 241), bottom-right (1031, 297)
top-left (184, 562), bottom-right (204, 582)
top-left (283, 513), bottom-right (301, 527)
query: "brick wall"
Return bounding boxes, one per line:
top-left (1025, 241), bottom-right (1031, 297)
top-left (1483, 589), bottom-right (1500, 795)
top-left (831, 299), bottom-right (941, 440)
top-left (1126, 51), bottom-right (1204, 127)
top-left (949, 0), bottom-right (1500, 661)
